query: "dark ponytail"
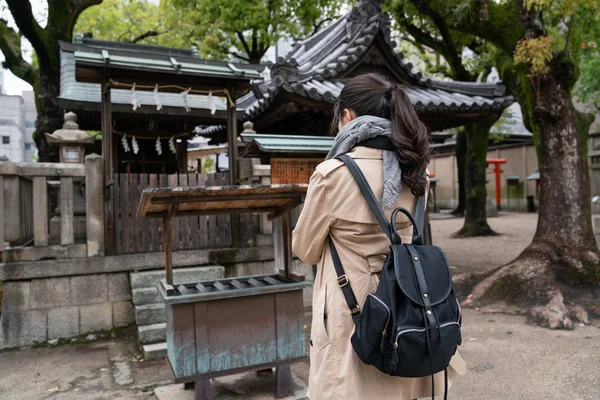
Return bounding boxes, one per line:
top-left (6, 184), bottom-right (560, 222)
top-left (330, 73), bottom-right (430, 197)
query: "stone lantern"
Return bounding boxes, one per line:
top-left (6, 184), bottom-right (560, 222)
top-left (46, 112), bottom-right (95, 164)
top-left (46, 112), bottom-right (94, 240)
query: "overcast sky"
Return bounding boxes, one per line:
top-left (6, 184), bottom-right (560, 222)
top-left (0, 0), bottom-right (159, 96)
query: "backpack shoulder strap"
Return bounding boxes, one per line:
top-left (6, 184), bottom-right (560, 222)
top-left (328, 236), bottom-right (360, 316)
top-left (338, 154), bottom-right (395, 243)
top-left (414, 195), bottom-right (425, 234)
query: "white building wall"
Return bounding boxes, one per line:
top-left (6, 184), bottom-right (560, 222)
top-left (0, 92), bottom-right (37, 162)
top-left (22, 91), bottom-right (38, 161)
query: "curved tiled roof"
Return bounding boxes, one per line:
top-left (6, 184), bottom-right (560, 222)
top-left (243, 0), bottom-right (513, 120)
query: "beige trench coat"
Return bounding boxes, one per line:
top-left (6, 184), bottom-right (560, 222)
top-left (292, 146), bottom-right (466, 400)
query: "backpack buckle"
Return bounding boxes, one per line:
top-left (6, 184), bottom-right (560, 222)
top-left (337, 275), bottom-right (349, 288)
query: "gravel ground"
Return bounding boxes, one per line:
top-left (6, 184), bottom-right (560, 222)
top-left (430, 212), bottom-right (538, 275)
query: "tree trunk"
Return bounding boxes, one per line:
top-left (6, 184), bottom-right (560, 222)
top-left (454, 120), bottom-right (496, 237)
top-left (451, 129), bottom-right (466, 216)
top-left (34, 63), bottom-right (63, 162)
top-left (465, 59), bottom-right (600, 328)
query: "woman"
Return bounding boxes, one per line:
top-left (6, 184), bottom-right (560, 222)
top-left (292, 73), bottom-right (466, 400)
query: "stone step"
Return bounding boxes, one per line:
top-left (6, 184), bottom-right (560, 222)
top-left (135, 303), bottom-right (165, 326)
top-left (132, 287), bottom-right (161, 306)
top-left (130, 265), bottom-right (225, 290)
top-left (138, 323), bottom-right (166, 344)
top-left (143, 342), bottom-right (167, 361)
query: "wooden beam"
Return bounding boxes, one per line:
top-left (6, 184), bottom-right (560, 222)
top-left (102, 75), bottom-right (115, 254)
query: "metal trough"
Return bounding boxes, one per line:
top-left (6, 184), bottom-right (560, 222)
top-left (138, 184), bottom-right (309, 399)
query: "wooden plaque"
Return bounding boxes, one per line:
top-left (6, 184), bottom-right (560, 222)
top-left (271, 158), bottom-right (323, 184)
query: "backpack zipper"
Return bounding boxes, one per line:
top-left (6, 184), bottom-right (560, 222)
top-left (456, 298), bottom-right (462, 325)
top-left (368, 294), bottom-right (391, 336)
top-left (393, 322), bottom-right (460, 349)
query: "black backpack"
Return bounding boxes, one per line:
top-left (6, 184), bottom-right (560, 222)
top-left (329, 154), bottom-right (462, 400)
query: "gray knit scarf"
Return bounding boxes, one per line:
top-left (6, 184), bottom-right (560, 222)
top-left (326, 115), bottom-right (402, 209)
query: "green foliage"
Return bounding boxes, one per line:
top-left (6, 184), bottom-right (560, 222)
top-left (160, 0), bottom-right (345, 63)
top-left (202, 157), bottom-right (215, 173)
top-left (514, 0), bottom-right (600, 80)
top-left (576, 48), bottom-right (600, 111)
top-left (87, 130), bottom-right (102, 139)
top-left (75, 0), bottom-right (187, 47)
top-left (514, 36), bottom-right (555, 77)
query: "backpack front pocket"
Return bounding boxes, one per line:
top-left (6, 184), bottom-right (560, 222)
top-left (350, 294), bottom-right (390, 364)
top-left (391, 322), bottom-right (461, 377)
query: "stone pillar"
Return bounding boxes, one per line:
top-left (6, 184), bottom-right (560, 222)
top-left (0, 175), bottom-right (4, 249)
top-left (85, 154), bottom-right (105, 257)
top-left (0, 162), bottom-right (20, 244)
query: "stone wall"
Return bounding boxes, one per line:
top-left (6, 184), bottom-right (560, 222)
top-left (0, 253), bottom-right (315, 349)
top-left (0, 272), bottom-right (134, 348)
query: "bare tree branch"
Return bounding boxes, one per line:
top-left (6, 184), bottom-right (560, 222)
top-left (235, 30), bottom-right (252, 57)
top-left (131, 28), bottom-right (173, 44)
top-left (397, 15), bottom-right (445, 56)
top-left (403, 0), bottom-right (473, 81)
top-left (311, 16), bottom-right (335, 36)
top-left (0, 19), bottom-right (37, 87)
top-left (231, 51), bottom-right (251, 62)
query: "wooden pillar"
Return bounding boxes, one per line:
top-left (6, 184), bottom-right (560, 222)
top-left (101, 76), bottom-right (115, 254)
top-left (275, 365), bottom-right (294, 398)
top-left (163, 212), bottom-right (174, 285)
top-left (273, 211), bottom-right (293, 279)
top-left (178, 137), bottom-right (188, 173)
top-left (226, 86), bottom-right (240, 247)
top-left (226, 87), bottom-right (238, 185)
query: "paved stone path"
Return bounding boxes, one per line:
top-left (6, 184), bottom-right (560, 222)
top-left (430, 212), bottom-right (538, 275)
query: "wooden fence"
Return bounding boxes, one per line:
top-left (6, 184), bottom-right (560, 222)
top-left (113, 172), bottom-right (232, 254)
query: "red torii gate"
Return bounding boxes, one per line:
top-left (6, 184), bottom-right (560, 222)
top-left (487, 158), bottom-right (507, 210)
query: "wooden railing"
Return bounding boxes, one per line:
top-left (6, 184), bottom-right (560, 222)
top-left (113, 172), bottom-right (231, 255)
top-left (0, 155), bottom-right (104, 262)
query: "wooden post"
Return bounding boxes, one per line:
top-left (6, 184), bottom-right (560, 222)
top-left (60, 177), bottom-right (74, 245)
top-left (226, 87), bottom-right (238, 185)
top-left (194, 377), bottom-right (213, 400)
top-left (163, 203), bottom-right (176, 285)
top-left (226, 86), bottom-right (241, 247)
top-left (163, 213), bottom-right (173, 285)
top-left (273, 211), bottom-right (293, 279)
top-left (32, 176), bottom-right (48, 246)
top-left (101, 76), bottom-right (115, 254)
top-left (275, 365), bottom-right (294, 398)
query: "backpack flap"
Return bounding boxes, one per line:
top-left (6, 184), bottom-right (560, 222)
top-left (391, 245), bottom-right (453, 306)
